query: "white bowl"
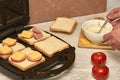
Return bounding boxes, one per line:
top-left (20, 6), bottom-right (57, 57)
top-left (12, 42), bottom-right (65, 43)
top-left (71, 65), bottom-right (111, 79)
top-left (81, 20), bottom-right (113, 44)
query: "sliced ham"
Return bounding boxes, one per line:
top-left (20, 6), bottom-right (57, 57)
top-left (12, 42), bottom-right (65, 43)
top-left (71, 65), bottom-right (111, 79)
top-left (33, 33), bottom-right (43, 40)
top-left (32, 27), bottom-right (42, 34)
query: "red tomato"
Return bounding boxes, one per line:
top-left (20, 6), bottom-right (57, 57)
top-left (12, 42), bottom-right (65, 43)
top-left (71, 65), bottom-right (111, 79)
top-left (91, 52), bottom-right (106, 65)
top-left (92, 65), bottom-right (109, 80)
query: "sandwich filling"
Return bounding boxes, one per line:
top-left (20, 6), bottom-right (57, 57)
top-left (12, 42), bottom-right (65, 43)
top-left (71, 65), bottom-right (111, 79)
top-left (32, 27), bottom-right (43, 40)
top-left (11, 52), bottom-right (26, 62)
top-left (27, 51), bottom-right (42, 62)
top-left (32, 27), bottom-right (42, 34)
top-left (2, 38), bottom-right (17, 47)
top-left (20, 30), bottom-right (33, 39)
top-left (20, 27), bottom-right (43, 40)
top-left (0, 46), bottom-right (13, 55)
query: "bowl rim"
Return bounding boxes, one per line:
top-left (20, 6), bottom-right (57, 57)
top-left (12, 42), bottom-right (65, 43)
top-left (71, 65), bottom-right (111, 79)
top-left (81, 19), bottom-right (113, 35)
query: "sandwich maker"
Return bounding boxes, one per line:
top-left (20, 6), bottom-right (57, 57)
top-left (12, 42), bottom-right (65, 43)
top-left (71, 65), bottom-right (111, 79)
top-left (0, 0), bottom-right (75, 80)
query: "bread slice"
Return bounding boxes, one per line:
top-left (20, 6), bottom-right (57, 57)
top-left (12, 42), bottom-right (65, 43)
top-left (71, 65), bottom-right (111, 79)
top-left (8, 47), bottom-right (45, 71)
top-left (18, 27), bottom-right (51, 45)
top-left (50, 17), bottom-right (77, 33)
top-left (34, 36), bottom-right (69, 57)
top-left (0, 42), bottom-right (25, 59)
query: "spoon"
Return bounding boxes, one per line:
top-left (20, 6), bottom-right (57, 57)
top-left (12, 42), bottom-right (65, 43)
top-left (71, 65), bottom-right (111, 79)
top-left (97, 20), bottom-right (108, 33)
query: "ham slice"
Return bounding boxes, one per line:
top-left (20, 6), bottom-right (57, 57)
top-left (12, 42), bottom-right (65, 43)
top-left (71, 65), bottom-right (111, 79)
top-left (32, 27), bottom-right (42, 34)
top-left (33, 33), bottom-right (43, 40)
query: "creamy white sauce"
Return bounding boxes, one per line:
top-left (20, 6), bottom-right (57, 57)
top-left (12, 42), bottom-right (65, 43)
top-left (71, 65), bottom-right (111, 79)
top-left (84, 24), bottom-right (111, 34)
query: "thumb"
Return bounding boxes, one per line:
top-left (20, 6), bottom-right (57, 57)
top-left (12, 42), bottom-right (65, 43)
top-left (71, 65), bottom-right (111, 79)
top-left (103, 33), bottom-right (111, 41)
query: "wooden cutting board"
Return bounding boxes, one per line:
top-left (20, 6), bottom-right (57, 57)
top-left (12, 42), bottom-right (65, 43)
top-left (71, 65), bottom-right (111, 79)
top-left (78, 31), bottom-right (113, 50)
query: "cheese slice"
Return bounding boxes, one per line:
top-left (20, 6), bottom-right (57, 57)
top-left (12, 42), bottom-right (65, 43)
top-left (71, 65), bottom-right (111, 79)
top-left (20, 30), bottom-right (33, 39)
top-left (11, 52), bottom-right (26, 61)
top-left (27, 51), bottom-right (42, 60)
top-left (0, 46), bottom-right (13, 54)
top-left (2, 38), bottom-right (17, 46)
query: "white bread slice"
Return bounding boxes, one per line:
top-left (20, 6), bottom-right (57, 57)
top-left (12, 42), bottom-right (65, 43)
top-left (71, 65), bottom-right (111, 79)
top-left (0, 42), bottom-right (25, 59)
top-left (34, 36), bottom-right (69, 57)
top-left (50, 17), bottom-right (77, 33)
top-left (8, 47), bottom-right (45, 71)
top-left (11, 42), bottom-right (25, 52)
top-left (18, 28), bottom-right (51, 45)
top-left (21, 47), bottom-right (33, 55)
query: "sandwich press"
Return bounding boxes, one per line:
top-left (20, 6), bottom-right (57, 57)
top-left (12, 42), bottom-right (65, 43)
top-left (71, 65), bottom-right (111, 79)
top-left (0, 0), bottom-right (75, 80)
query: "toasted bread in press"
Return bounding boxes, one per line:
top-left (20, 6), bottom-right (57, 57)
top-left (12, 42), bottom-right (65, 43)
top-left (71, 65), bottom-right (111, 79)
top-left (8, 47), bottom-right (45, 71)
top-left (0, 38), bottom-right (25, 59)
top-left (18, 27), bottom-right (51, 45)
top-left (34, 36), bottom-right (69, 57)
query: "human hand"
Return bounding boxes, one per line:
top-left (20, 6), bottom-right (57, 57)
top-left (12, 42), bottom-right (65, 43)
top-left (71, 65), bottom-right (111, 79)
top-left (103, 28), bottom-right (120, 50)
top-left (107, 7), bottom-right (120, 29)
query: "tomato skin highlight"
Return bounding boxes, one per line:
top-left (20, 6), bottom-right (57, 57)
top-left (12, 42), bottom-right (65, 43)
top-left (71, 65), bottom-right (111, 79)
top-left (91, 52), bottom-right (106, 65)
top-left (92, 65), bottom-right (109, 80)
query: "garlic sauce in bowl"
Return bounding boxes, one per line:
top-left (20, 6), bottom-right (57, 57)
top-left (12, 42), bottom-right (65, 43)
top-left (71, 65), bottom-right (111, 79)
top-left (84, 24), bottom-right (111, 34)
top-left (81, 20), bottom-right (113, 44)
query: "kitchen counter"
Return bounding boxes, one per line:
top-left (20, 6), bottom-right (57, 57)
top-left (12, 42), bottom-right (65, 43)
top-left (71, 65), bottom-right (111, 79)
top-left (1, 12), bottom-right (120, 80)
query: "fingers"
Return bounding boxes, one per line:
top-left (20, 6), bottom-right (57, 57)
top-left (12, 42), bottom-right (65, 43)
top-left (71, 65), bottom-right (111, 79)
top-left (107, 7), bottom-right (120, 21)
top-left (103, 33), bottom-right (111, 41)
top-left (113, 23), bottom-right (120, 30)
top-left (111, 21), bottom-right (120, 29)
top-left (103, 32), bottom-right (120, 50)
top-left (106, 39), bottom-right (120, 50)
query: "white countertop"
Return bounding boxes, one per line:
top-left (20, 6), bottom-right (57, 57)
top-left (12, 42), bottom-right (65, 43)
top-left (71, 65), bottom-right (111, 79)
top-left (1, 12), bottom-right (120, 80)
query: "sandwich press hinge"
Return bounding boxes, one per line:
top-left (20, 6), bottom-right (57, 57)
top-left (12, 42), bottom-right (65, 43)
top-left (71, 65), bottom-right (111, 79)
top-left (0, 27), bottom-right (16, 41)
top-left (13, 25), bottom-right (24, 34)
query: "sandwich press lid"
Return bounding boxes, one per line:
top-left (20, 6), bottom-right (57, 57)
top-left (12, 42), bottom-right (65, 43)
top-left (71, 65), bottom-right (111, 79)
top-left (0, 0), bottom-right (29, 41)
